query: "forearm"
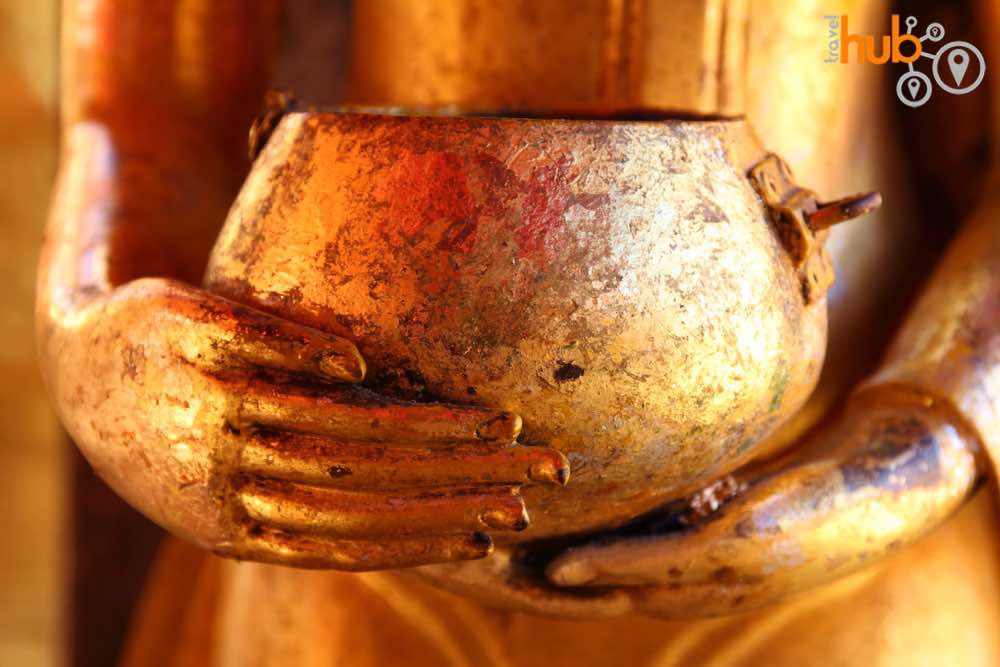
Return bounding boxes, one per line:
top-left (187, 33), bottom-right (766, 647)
top-left (863, 190), bottom-right (1000, 474)
top-left (37, 0), bottom-right (285, 477)
top-left (43, 0), bottom-right (282, 310)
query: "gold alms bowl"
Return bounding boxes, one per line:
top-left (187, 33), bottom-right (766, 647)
top-left (205, 112), bottom-right (826, 541)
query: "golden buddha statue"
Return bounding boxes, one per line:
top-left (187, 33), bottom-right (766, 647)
top-left (37, 1), bottom-right (1000, 664)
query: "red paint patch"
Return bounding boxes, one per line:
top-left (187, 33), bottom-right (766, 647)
top-left (517, 157), bottom-right (610, 260)
top-left (518, 157), bottom-right (575, 256)
top-left (383, 152), bottom-right (478, 253)
top-left (471, 153), bottom-right (518, 219)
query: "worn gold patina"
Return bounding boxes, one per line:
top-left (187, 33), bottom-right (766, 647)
top-left (37, 0), bottom-right (1000, 664)
top-left (206, 112), bottom-right (829, 543)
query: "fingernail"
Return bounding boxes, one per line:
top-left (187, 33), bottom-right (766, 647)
top-left (548, 560), bottom-right (596, 586)
top-left (480, 506), bottom-right (529, 531)
top-left (466, 531), bottom-right (494, 558)
top-left (452, 532), bottom-right (494, 560)
top-left (317, 349), bottom-right (366, 382)
top-left (476, 412), bottom-right (522, 441)
top-left (557, 466), bottom-right (570, 486)
top-left (529, 460), bottom-right (571, 486)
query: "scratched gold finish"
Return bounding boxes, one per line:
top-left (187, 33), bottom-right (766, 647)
top-left (36, 0), bottom-right (1000, 664)
top-left (205, 111), bottom-right (826, 541)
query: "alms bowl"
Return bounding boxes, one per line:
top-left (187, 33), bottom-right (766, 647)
top-left (205, 112), bottom-right (826, 541)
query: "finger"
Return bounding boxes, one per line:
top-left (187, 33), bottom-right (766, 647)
top-left (164, 285), bottom-right (366, 383)
top-left (548, 400), bottom-right (979, 595)
top-left (549, 462), bottom-right (836, 587)
top-left (234, 381), bottom-right (522, 443)
top-left (237, 478), bottom-right (530, 537)
top-left (232, 526), bottom-right (493, 570)
top-left (222, 302), bottom-right (366, 383)
top-left (239, 432), bottom-right (570, 488)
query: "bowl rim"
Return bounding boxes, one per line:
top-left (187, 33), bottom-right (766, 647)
top-left (285, 106), bottom-right (751, 129)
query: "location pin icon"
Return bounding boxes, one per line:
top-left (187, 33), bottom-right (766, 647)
top-left (907, 77), bottom-right (921, 99)
top-left (948, 49), bottom-right (970, 86)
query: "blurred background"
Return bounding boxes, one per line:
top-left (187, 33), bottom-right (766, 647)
top-left (0, 1), bottom-right (992, 665)
top-left (0, 0), bottom-right (63, 665)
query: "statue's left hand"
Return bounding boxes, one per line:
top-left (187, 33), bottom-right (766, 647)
top-left (543, 393), bottom-right (982, 616)
top-left (416, 390), bottom-right (983, 618)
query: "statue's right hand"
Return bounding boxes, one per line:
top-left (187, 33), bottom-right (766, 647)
top-left (40, 277), bottom-right (567, 569)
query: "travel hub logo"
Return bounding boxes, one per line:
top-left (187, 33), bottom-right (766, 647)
top-left (824, 14), bottom-right (986, 108)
